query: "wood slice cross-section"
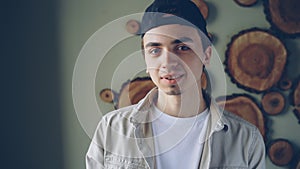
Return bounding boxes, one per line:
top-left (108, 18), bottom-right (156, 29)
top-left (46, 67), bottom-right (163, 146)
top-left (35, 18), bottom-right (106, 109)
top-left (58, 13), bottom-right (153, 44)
top-left (126, 19), bottom-right (141, 35)
top-left (268, 139), bottom-right (294, 166)
top-left (292, 78), bottom-right (300, 123)
top-left (217, 94), bottom-right (266, 140)
top-left (264, 0), bottom-right (300, 37)
top-left (191, 0), bottom-right (209, 19)
top-left (100, 88), bottom-right (115, 103)
top-left (225, 28), bottom-right (287, 93)
top-left (262, 91), bottom-right (285, 115)
top-left (117, 77), bottom-right (156, 108)
top-left (234, 0), bottom-right (257, 7)
top-left (278, 76), bottom-right (292, 91)
top-left (201, 69), bottom-right (209, 90)
top-left (293, 78), bottom-right (300, 112)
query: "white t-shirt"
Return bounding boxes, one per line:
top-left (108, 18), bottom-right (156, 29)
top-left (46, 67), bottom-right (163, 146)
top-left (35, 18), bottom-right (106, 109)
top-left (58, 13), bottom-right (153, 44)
top-left (151, 105), bottom-right (210, 169)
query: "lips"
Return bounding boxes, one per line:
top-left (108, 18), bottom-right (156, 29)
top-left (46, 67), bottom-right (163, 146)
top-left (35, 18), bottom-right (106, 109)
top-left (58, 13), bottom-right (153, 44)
top-left (162, 75), bottom-right (181, 79)
top-left (160, 74), bottom-right (184, 84)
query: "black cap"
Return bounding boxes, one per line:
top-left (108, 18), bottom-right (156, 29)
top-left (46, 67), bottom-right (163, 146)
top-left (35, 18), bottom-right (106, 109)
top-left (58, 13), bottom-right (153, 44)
top-left (141, 0), bottom-right (209, 40)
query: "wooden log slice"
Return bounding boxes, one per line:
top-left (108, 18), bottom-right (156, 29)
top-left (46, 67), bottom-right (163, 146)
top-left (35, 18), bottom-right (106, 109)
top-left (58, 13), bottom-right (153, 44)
top-left (217, 94), bottom-right (266, 139)
top-left (292, 78), bottom-right (300, 123)
top-left (126, 19), bottom-right (141, 35)
top-left (278, 76), bottom-right (292, 91)
top-left (234, 0), bottom-right (257, 7)
top-left (262, 91), bottom-right (285, 115)
top-left (191, 0), bottom-right (209, 20)
top-left (268, 139), bottom-right (294, 166)
top-left (225, 28), bottom-right (287, 93)
top-left (293, 78), bottom-right (300, 111)
top-left (264, 0), bottom-right (300, 37)
top-left (201, 69), bottom-right (208, 90)
top-left (99, 88), bottom-right (115, 103)
top-left (117, 77), bottom-right (156, 108)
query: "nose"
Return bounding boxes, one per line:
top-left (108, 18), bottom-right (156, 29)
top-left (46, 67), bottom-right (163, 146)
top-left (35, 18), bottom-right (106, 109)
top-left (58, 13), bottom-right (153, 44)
top-left (161, 50), bottom-right (179, 69)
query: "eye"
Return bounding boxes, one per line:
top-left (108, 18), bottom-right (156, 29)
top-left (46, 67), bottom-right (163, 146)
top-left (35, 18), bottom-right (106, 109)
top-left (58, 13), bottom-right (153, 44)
top-left (177, 45), bottom-right (191, 51)
top-left (148, 48), bottom-right (161, 56)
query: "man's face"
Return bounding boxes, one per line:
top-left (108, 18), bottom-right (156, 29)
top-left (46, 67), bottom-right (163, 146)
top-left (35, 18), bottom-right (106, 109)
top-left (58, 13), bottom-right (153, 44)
top-left (143, 24), bottom-right (211, 95)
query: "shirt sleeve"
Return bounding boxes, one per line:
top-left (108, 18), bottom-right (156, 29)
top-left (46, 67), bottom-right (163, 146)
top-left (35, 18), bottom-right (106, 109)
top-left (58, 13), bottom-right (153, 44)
top-left (86, 119), bottom-right (106, 169)
top-left (248, 128), bottom-right (266, 169)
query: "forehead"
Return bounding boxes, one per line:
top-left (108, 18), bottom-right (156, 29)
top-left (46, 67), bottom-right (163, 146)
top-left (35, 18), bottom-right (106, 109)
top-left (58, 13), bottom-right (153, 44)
top-left (143, 24), bottom-right (200, 43)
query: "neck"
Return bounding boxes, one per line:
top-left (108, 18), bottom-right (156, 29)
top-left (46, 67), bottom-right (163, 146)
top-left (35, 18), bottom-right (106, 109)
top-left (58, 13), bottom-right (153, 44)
top-left (156, 82), bottom-right (207, 118)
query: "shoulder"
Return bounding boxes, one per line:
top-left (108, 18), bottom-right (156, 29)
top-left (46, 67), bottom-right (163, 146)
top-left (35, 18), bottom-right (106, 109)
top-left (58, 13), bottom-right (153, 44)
top-left (213, 109), bottom-right (265, 148)
top-left (101, 105), bottom-right (137, 126)
top-left (221, 111), bottom-right (266, 167)
top-left (92, 105), bottom-right (139, 139)
top-left (219, 110), bottom-right (264, 144)
top-left (210, 110), bottom-right (266, 168)
top-left (222, 110), bottom-right (259, 133)
top-left (103, 105), bottom-right (136, 120)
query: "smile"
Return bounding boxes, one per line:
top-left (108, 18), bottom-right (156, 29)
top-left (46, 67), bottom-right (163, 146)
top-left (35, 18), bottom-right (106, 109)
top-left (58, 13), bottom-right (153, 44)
top-left (160, 74), bottom-right (184, 84)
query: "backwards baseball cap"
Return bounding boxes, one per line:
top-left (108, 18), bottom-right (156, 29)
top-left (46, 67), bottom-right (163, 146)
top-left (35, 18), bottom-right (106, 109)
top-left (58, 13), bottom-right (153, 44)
top-left (140, 0), bottom-right (210, 40)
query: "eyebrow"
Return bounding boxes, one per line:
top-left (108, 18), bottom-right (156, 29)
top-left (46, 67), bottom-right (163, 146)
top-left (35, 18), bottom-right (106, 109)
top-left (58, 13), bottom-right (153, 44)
top-left (145, 37), bottom-right (194, 48)
top-left (171, 37), bottom-right (193, 44)
top-left (145, 42), bottom-right (162, 48)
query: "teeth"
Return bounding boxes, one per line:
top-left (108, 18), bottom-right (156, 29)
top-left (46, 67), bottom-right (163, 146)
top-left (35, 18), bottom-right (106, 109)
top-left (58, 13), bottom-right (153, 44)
top-left (163, 75), bottom-right (181, 80)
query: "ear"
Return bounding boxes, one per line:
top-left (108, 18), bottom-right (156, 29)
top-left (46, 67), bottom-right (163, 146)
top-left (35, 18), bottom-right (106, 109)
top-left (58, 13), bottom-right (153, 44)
top-left (203, 46), bottom-right (212, 66)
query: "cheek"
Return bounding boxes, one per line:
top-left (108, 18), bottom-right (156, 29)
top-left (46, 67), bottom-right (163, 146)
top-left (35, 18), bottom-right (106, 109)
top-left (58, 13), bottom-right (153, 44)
top-left (184, 57), bottom-right (204, 75)
top-left (148, 70), bottom-right (160, 85)
top-left (190, 46), bottom-right (206, 63)
top-left (147, 67), bottom-right (159, 77)
top-left (145, 58), bottom-right (160, 70)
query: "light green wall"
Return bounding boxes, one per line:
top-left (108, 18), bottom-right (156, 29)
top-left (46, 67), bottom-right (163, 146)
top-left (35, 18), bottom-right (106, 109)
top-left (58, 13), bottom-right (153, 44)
top-left (60, 1), bottom-right (300, 169)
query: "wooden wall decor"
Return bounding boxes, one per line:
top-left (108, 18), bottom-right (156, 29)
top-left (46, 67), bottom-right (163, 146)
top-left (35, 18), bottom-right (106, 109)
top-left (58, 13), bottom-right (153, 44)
top-left (278, 75), bottom-right (293, 91)
top-left (126, 19), bottom-right (141, 35)
top-left (268, 139), bottom-right (294, 166)
top-left (216, 94), bottom-right (266, 140)
top-left (262, 91), bottom-right (285, 115)
top-left (99, 88), bottom-right (116, 103)
top-left (292, 77), bottom-right (300, 124)
top-left (225, 28), bottom-right (287, 93)
top-left (191, 0), bottom-right (209, 20)
top-left (117, 77), bottom-right (156, 108)
top-left (234, 0), bottom-right (258, 7)
top-left (263, 0), bottom-right (300, 38)
top-left (201, 68), bottom-right (209, 91)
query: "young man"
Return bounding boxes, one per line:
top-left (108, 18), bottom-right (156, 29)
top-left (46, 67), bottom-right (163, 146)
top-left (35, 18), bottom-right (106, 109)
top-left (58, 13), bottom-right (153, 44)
top-left (86, 0), bottom-right (266, 168)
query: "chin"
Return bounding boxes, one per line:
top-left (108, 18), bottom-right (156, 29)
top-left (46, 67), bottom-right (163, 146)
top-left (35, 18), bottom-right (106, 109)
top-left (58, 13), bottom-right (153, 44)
top-left (165, 90), bottom-right (182, 95)
top-left (164, 86), bottom-right (182, 95)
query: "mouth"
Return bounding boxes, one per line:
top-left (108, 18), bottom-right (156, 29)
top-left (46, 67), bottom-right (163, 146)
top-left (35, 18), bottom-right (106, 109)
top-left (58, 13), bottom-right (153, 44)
top-left (160, 74), bottom-right (184, 84)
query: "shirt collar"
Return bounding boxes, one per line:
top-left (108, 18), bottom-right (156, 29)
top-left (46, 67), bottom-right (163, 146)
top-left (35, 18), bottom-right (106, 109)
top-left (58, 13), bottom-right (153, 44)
top-left (130, 88), bottom-right (226, 131)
